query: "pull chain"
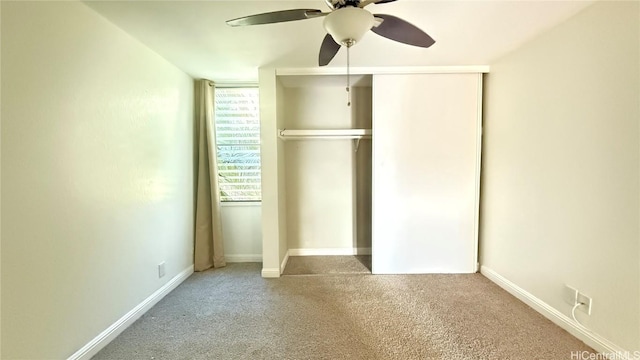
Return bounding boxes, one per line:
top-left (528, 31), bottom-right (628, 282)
top-left (346, 41), bottom-right (352, 107)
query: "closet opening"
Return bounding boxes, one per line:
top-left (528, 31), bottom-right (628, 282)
top-left (278, 74), bottom-right (373, 275)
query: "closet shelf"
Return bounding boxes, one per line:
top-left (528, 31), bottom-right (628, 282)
top-left (278, 129), bottom-right (372, 140)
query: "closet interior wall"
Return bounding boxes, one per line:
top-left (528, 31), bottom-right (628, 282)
top-left (282, 77), bottom-right (372, 254)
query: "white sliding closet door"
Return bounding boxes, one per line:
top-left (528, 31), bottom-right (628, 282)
top-left (372, 73), bottom-right (481, 274)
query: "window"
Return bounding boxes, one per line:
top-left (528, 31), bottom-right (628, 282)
top-left (214, 87), bottom-right (261, 202)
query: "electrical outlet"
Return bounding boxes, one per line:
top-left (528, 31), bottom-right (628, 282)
top-left (576, 292), bottom-right (592, 315)
top-left (158, 261), bottom-right (166, 278)
top-left (563, 285), bottom-right (579, 305)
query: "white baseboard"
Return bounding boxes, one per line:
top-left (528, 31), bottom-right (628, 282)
top-left (280, 250), bottom-right (290, 274)
top-left (67, 265), bottom-right (194, 360)
top-left (288, 247), bottom-right (372, 256)
top-left (480, 266), bottom-right (633, 358)
top-left (261, 250), bottom-right (289, 278)
top-left (261, 268), bottom-right (280, 278)
top-left (225, 254), bottom-right (262, 262)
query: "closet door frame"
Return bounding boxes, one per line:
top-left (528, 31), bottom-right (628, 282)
top-left (259, 67), bottom-right (487, 278)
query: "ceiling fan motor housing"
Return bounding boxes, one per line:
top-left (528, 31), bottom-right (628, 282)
top-left (326, 0), bottom-right (361, 9)
top-left (323, 6), bottom-right (375, 46)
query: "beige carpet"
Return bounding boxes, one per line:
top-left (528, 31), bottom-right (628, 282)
top-left (282, 255), bottom-right (371, 275)
top-left (93, 262), bottom-right (594, 360)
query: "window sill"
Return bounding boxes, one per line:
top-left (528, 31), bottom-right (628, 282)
top-left (220, 201), bottom-right (262, 207)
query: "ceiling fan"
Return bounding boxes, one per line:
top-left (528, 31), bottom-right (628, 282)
top-left (226, 0), bottom-right (435, 66)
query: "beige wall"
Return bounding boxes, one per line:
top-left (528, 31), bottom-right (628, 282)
top-left (277, 80), bottom-right (289, 265)
top-left (1, 2), bottom-right (194, 358)
top-left (221, 204), bottom-right (262, 261)
top-left (284, 85), bottom-right (372, 251)
top-left (0, 3), bottom-right (3, 355)
top-left (481, 1), bottom-right (639, 351)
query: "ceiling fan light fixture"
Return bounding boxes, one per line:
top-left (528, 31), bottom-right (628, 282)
top-left (323, 7), bottom-right (374, 47)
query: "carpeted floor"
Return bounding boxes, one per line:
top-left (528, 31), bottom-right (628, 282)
top-left (93, 260), bottom-right (594, 360)
top-left (282, 255), bottom-right (371, 275)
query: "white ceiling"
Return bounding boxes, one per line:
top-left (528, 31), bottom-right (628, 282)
top-left (83, 0), bottom-right (595, 82)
